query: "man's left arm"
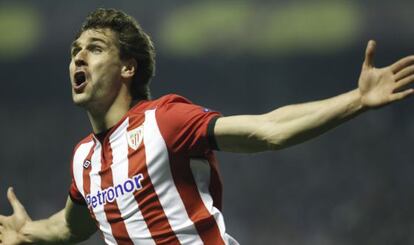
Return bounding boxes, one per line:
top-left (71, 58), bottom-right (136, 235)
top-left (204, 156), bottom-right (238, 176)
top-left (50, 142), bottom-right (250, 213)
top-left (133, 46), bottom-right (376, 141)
top-left (214, 40), bottom-right (414, 153)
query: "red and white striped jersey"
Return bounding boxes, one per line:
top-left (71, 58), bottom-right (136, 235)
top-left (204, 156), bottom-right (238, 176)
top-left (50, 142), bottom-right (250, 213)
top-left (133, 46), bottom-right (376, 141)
top-left (69, 94), bottom-right (239, 245)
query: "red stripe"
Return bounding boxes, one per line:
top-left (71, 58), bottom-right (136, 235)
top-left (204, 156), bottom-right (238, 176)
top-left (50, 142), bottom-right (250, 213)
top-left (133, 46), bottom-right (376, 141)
top-left (169, 153), bottom-right (225, 245)
top-left (206, 153), bottom-right (223, 211)
top-left (82, 140), bottom-right (96, 221)
top-left (81, 140), bottom-right (109, 241)
top-left (127, 117), bottom-right (181, 244)
top-left (100, 137), bottom-right (134, 245)
top-left (149, 93), bottom-right (225, 243)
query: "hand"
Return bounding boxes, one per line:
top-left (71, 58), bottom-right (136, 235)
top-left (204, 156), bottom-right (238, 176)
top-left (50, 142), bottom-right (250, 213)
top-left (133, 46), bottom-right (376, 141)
top-left (0, 188), bottom-right (32, 245)
top-left (358, 40), bottom-right (414, 108)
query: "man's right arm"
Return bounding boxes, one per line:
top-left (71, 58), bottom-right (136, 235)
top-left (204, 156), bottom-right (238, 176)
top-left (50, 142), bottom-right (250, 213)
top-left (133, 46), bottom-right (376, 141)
top-left (0, 187), bottom-right (97, 245)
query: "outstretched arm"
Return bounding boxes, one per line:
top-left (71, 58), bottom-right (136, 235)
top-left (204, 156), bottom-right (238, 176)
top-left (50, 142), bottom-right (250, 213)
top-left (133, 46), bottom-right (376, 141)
top-left (214, 40), bottom-right (414, 153)
top-left (0, 188), bottom-right (96, 245)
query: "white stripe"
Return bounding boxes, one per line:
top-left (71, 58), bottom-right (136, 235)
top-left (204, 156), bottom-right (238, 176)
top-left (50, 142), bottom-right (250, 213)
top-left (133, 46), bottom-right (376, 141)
top-left (110, 118), bottom-right (156, 245)
top-left (144, 109), bottom-right (204, 245)
top-left (72, 140), bottom-right (94, 197)
top-left (89, 141), bottom-right (117, 245)
top-left (190, 159), bottom-right (239, 245)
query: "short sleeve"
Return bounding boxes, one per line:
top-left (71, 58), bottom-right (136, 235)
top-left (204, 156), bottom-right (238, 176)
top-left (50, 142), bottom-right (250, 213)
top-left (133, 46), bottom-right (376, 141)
top-left (155, 96), bottom-right (221, 156)
top-left (69, 181), bottom-right (86, 205)
top-left (68, 157), bottom-right (86, 205)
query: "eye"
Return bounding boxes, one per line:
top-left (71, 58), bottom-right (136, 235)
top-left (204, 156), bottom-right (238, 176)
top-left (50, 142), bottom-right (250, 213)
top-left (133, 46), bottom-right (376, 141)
top-left (90, 45), bottom-right (103, 54)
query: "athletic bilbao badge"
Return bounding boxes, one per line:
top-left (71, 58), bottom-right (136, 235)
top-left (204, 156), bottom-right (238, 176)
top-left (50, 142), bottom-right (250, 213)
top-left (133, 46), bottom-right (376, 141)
top-left (127, 125), bottom-right (144, 150)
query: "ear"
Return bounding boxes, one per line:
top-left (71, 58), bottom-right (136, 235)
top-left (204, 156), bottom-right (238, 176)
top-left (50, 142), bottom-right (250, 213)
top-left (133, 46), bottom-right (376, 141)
top-left (121, 59), bottom-right (137, 79)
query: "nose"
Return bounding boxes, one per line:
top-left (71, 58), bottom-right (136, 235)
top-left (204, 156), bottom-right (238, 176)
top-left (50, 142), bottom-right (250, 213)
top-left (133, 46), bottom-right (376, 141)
top-left (74, 49), bottom-right (87, 67)
top-left (75, 58), bottom-right (87, 67)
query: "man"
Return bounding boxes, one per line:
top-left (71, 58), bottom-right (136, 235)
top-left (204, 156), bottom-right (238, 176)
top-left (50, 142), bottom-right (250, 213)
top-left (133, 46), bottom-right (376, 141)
top-left (0, 8), bottom-right (413, 245)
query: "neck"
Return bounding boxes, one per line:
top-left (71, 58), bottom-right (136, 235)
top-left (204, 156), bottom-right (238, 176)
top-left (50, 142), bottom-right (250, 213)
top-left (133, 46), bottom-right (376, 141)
top-left (86, 86), bottom-right (134, 134)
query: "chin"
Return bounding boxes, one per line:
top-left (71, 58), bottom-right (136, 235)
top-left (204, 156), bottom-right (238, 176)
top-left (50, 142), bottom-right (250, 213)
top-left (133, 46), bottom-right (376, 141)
top-left (72, 93), bottom-right (91, 107)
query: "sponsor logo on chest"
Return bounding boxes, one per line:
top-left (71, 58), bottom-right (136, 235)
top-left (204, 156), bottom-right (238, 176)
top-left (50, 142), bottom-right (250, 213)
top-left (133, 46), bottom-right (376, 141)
top-left (85, 174), bottom-right (144, 208)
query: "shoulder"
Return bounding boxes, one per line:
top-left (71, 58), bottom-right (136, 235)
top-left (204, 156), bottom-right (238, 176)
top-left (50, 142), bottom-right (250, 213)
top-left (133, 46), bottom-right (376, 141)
top-left (129, 94), bottom-right (194, 114)
top-left (147, 93), bottom-right (194, 108)
top-left (156, 94), bottom-right (193, 105)
top-left (73, 134), bottom-right (94, 154)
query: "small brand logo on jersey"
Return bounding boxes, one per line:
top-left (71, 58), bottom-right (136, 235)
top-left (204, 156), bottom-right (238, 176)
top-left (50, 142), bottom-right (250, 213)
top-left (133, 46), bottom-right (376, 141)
top-left (127, 125), bottom-right (144, 150)
top-left (83, 160), bottom-right (91, 169)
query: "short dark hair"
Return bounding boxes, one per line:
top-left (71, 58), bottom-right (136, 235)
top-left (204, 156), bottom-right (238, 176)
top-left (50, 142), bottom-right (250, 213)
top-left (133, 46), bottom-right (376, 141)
top-left (77, 8), bottom-right (156, 100)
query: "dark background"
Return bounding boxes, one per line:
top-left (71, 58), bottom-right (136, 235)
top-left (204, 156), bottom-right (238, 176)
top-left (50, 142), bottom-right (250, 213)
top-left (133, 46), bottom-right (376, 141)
top-left (0, 1), bottom-right (413, 244)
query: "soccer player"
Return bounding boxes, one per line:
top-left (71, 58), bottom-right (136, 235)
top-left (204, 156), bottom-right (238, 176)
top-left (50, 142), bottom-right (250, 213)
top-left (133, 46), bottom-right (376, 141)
top-left (1, 8), bottom-right (414, 245)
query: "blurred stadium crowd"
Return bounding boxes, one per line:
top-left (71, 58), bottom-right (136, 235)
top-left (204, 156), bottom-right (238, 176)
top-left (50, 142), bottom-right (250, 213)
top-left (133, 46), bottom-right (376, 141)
top-left (0, 1), bottom-right (413, 244)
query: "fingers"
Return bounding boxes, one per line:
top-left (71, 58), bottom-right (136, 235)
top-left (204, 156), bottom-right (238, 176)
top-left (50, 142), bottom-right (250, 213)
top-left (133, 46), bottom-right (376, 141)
top-left (395, 73), bottom-right (414, 88)
top-left (390, 88), bottom-right (414, 101)
top-left (395, 65), bottom-right (414, 81)
top-left (392, 72), bottom-right (414, 101)
top-left (6, 187), bottom-right (24, 215)
top-left (391, 55), bottom-right (414, 73)
top-left (394, 64), bottom-right (414, 81)
top-left (0, 215), bottom-right (5, 225)
top-left (363, 40), bottom-right (376, 69)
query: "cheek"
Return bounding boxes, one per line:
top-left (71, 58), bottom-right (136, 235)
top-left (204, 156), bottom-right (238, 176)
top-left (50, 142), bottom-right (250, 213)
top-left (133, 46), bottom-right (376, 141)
top-left (68, 63), bottom-right (75, 82)
top-left (91, 64), bottom-right (122, 94)
top-left (95, 61), bottom-right (122, 82)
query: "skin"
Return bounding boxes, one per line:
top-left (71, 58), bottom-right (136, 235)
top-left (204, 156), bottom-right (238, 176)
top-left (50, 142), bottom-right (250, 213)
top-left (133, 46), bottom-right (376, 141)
top-left (214, 41), bottom-right (414, 152)
top-left (69, 28), bottom-right (137, 133)
top-left (0, 28), bottom-right (137, 244)
top-left (1, 31), bottom-right (414, 244)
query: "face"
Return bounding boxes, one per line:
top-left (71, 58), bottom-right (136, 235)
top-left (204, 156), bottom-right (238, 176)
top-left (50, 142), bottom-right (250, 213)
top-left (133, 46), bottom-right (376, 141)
top-left (69, 28), bottom-right (125, 109)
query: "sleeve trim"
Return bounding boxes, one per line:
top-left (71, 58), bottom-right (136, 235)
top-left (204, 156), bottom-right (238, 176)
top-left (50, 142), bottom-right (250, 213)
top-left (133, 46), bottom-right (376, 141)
top-left (207, 116), bottom-right (221, 151)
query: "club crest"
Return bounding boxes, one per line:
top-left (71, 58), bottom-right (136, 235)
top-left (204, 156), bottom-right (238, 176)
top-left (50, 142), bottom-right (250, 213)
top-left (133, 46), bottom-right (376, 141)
top-left (127, 125), bottom-right (144, 150)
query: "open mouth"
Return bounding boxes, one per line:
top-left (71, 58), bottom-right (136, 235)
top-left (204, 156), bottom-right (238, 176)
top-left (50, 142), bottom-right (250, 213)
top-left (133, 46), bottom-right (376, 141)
top-left (74, 71), bottom-right (86, 86)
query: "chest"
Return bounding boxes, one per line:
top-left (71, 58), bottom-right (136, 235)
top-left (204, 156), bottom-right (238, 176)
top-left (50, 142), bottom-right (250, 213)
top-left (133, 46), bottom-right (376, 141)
top-left (75, 114), bottom-right (174, 210)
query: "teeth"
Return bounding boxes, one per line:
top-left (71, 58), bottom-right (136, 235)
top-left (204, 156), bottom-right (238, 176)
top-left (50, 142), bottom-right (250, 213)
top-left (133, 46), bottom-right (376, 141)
top-left (74, 72), bottom-right (86, 85)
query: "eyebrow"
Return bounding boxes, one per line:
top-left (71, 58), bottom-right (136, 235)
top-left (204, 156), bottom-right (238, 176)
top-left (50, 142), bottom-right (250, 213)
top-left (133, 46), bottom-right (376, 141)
top-left (71, 41), bottom-right (80, 49)
top-left (89, 37), bottom-right (108, 45)
top-left (71, 37), bottom-right (108, 49)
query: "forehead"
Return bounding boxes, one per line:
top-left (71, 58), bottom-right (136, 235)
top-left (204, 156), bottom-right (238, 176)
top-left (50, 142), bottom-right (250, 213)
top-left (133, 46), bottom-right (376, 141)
top-left (72, 28), bottom-right (118, 47)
